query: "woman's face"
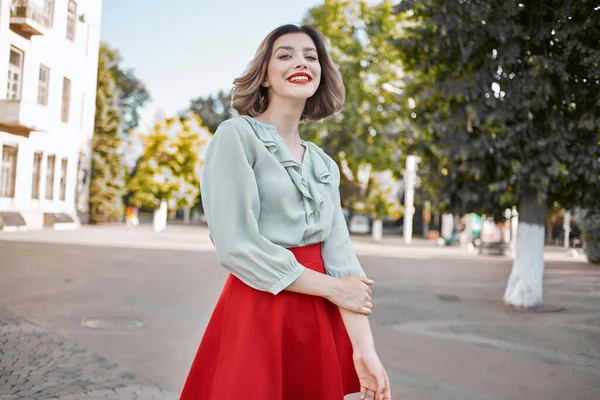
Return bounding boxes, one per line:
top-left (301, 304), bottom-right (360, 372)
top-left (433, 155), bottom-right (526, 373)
top-left (264, 32), bottom-right (322, 102)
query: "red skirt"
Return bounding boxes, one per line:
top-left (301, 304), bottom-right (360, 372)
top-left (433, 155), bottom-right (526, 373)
top-left (180, 243), bottom-right (360, 400)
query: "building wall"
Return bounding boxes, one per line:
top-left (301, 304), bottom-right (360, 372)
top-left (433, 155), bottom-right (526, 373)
top-left (0, 0), bottom-right (102, 228)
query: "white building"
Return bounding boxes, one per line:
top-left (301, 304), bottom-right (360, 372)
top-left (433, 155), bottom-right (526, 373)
top-left (0, 0), bottom-right (102, 230)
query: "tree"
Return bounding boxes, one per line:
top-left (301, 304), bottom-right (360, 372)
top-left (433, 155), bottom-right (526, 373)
top-left (576, 209), bottom-right (600, 265)
top-left (301, 0), bottom-right (407, 208)
top-left (364, 172), bottom-right (404, 241)
top-left (88, 46), bottom-right (126, 224)
top-left (394, 0), bottom-right (600, 307)
top-left (127, 115), bottom-right (209, 212)
top-left (88, 44), bottom-right (150, 224)
top-left (187, 90), bottom-right (236, 133)
top-left (101, 44), bottom-right (151, 134)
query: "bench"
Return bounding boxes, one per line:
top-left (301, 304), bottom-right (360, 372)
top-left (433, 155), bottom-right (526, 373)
top-left (479, 241), bottom-right (507, 256)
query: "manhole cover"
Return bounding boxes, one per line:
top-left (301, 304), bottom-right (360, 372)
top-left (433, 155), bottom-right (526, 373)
top-left (81, 317), bottom-right (145, 331)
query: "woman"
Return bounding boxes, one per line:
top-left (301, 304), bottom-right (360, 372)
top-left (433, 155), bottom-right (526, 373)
top-left (181, 24), bottom-right (391, 400)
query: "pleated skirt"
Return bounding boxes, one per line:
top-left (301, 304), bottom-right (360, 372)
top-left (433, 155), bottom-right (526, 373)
top-left (180, 242), bottom-right (360, 399)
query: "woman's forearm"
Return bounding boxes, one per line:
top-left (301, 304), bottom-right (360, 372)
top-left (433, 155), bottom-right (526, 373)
top-left (339, 307), bottom-right (375, 353)
top-left (285, 269), bottom-right (373, 315)
top-left (285, 267), bottom-right (340, 299)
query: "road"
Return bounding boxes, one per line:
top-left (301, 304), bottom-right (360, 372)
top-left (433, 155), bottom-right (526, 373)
top-left (1, 224), bottom-right (599, 399)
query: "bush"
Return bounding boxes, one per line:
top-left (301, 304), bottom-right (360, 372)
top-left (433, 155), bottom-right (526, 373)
top-left (576, 209), bottom-right (600, 265)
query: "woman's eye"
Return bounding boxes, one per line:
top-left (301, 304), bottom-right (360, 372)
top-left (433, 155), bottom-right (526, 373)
top-left (306, 56), bottom-right (318, 61)
top-left (278, 54), bottom-right (291, 60)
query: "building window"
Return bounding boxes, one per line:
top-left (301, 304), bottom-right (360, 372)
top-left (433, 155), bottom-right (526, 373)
top-left (32, 152), bottom-right (43, 199)
top-left (61, 77), bottom-right (71, 123)
top-left (7, 47), bottom-right (24, 100)
top-left (59, 158), bottom-right (68, 201)
top-left (66, 0), bottom-right (77, 41)
top-left (43, 0), bottom-right (55, 28)
top-left (45, 154), bottom-right (56, 200)
top-left (38, 65), bottom-right (50, 106)
top-left (1, 145), bottom-right (18, 198)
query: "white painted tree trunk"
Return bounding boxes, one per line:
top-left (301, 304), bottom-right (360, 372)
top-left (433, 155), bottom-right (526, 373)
top-left (509, 211), bottom-right (519, 259)
top-left (441, 213), bottom-right (454, 240)
top-left (153, 199), bottom-right (168, 232)
top-left (503, 192), bottom-right (547, 308)
top-left (372, 219), bottom-right (383, 242)
top-left (465, 213), bottom-right (473, 244)
top-left (183, 206), bottom-right (191, 225)
top-left (563, 210), bottom-right (571, 249)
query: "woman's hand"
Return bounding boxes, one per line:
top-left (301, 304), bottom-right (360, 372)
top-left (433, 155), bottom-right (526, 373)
top-left (353, 349), bottom-right (391, 400)
top-left (327, 276), bottom-right (374, 315)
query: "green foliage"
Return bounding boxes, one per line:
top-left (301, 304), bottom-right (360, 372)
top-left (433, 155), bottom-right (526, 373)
top-left (394, 0), bottom-right (600, 217)
top-left (128, 115), bottom-right (209, 210)
top-left (101, 43), bottom-right (151, 134)
top-left (89, 44), bottom-right (150, 224)
top-left (301, 0), bottom-right (407, 207)
top-left (187, 90), bottom-right (236, 133)
top-left (576, 209), bottom-right (600, 265)
top-left (89, 45), bottom-right (126, 224)
top-left (364, 182), bottom-right (403, 220)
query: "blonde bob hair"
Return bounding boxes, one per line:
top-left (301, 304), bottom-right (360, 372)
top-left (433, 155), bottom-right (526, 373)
top-left (231, 24), bottom-right (345, 121)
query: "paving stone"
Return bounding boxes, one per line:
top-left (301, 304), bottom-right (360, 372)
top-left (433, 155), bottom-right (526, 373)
top-left (0, 309), bottom-right (178, 400)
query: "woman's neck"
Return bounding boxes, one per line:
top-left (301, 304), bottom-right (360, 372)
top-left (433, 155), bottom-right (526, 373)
top-left (255, 99), bottom-right (306, 144)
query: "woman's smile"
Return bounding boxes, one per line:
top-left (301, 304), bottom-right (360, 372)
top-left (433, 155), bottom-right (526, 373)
top-left (286, 72), bottom-right (313, 84)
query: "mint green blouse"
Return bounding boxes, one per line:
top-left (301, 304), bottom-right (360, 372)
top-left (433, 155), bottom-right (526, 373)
top-left (201, 116), bottom-right (366, 295)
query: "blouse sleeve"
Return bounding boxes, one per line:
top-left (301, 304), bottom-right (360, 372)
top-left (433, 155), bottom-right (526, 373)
top-left (201, 121), bottom-right (305, 294)
top-left (321, 160), bottom-right (367, 278)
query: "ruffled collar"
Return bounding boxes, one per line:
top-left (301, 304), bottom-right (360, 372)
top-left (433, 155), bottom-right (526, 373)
top-left (241, 116), bottom-right (331, 223)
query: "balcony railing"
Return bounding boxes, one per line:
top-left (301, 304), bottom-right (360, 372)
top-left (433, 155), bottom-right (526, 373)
top-left (10, 0), bottom-right (52, 37)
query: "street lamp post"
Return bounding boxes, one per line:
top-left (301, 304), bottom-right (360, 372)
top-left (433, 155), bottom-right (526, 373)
top-left (403, 155), bottom-right (417, 244)
top-left (563, 210), bottom-right (571, 248)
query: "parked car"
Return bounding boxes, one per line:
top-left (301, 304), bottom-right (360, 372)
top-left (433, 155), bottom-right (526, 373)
top-left (349, 214), bottom-right (371, 234)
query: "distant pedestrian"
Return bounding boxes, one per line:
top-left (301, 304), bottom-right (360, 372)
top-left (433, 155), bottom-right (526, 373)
top-left (181, 24), bottom-right (391, 400)
top-left (125, 206), bottom-right (138, 227)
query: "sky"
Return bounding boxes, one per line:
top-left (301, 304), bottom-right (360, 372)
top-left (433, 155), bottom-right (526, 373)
top-left (100, 0), bottom-right (323, 131)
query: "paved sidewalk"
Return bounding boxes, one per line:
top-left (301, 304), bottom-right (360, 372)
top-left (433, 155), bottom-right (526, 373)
top-left (0, 223), bottom-right (589, 264)
top-left (0, 308), bottom-right (178, 400)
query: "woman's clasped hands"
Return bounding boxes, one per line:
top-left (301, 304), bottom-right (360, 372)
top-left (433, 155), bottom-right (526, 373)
top-left (327, 275), bottom-right (374, 315)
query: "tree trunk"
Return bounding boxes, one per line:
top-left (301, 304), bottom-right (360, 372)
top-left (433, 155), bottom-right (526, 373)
top-left (422, 201), bottom-right (431, 239)
top-left (372, 219), bottom-right (383, 242)
top-left (503, 191), bottom-right (547, 308)
top-left (545, 211), bottom-right (553, 244)
top-left (153, 199), bottom-right (167, 232)
top-left (183, 206), bottom-right (191, 224)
